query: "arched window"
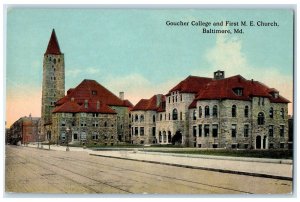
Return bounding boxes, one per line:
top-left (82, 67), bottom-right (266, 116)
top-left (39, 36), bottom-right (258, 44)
top-left (257, 112), bottom-right (265, 125)
top-left (280, 108), bottom-right (284, 119)
top-left (153, 115), bottom-right (156, 123)
top-left (193, 110), bottom-right (197, 120)
top-left (205, 106), bottom-right (210, 117)
top-left (135, 114), bottom-right (138, 122)
top-left (198, 106), bottom-right (202, 118)
top-left (244, 106), bottom-right (249, 117)
top-left (53, 58), bottom-right (56, 64)
top-left (269, 107), bottom-right (274, 118)
top-left (173, 108), bottom-right (178, 120)
top-left (213, 105), bottom-right (218, 117)
top-left (140, 115), bottom-right (144, 122)
top-left (232, 105), bottom-right (237, 117)
top-left (159, 131), bottom-right (162, 143)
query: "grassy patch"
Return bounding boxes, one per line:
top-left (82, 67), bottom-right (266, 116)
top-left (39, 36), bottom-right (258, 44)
top-left (143, 149), bottom-right (293, 159)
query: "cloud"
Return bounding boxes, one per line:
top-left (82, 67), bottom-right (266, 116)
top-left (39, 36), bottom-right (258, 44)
top-left (193, 35), bottom-right (293, 115)
top-left (103, 73), bottom-right (178, 105)
top-left (66, 67), bottom-right (100, 78)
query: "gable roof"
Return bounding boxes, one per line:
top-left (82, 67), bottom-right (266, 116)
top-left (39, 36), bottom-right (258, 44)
top-left (53, 79), bottom-right (132, 114)
top-left (45, 29), bottom-right (61, 55)
top-left (167, 75), bottom-right (213, 95)
top-left (131, 94), bottom-right (165, 111)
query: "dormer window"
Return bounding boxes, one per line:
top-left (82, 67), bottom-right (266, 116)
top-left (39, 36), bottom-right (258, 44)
top-left (233, 88), bottom-right (243, 96)
top-left (92, 90), bottom-right (97, 95)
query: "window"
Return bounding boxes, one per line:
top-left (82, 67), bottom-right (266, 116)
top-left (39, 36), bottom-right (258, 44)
top-left (163, 132), bottom-right (167, 143)
top-left (199, 106), bottom-right (202, 118)
top-left (61, 132), bottom-right (66, 140)
top-left (92, 132), bottom-right (98, 140)
top-left (180, 94), bottom-right (182, 101)
top-left (140, 127), bottom-right (144, 136)
top-left (140, 115), bottom-right (144, 122)
top-left (180, 112), bottom-right (182, 120)
top-left (257, 112), bottom-right (265, 125)
top-left (193, 110), bottom-right (196, 120)
top-left (172, 96), bottom-right (174, 103)
top-left (280, 143), bottom-right (284, 149)
top-left (232, 105), bottom-right (237, 117)
top-left (244, 106), bottom-right (249, 117)
top-left (262, 98), bottom-right (265, 106)
top-left (205, 106), bottom-right (210, 117)
top-left (92, 113), bottom-right (99, 117)
top-left (73, 133), bottom-right (78, 140)
top-left (193, 126), bottom-right (197, 137)
top-left (92, 90), bottom-right (97, 95)
top-left (135, 127), bottom-right (138, 136)
top-left (233, 88), bottom-right (243, 96)
top-left (153, 115), bottom-right (156, 123)
top-left (280, 125), bottom-right (284, 137)
top-left (61, 121), bottom-right (66, 127)
top-left (198, 125), bottom-right (202, 137)
top-left (244, 125), bottom-right (249, 137)
top-left (175, 96), bottom-right (177, 102)
top-left (244, 144), bottom-right (249, 149)
top-left (212, 105), bottom-right (218, 118)
top-left (159, 132), bottom-right (162, 142)
top-left (269, 107), bottom-right (274, 118)
top-left (212, 144), bottom-right (218, 148)
top-left (269, 143), bottom-right (274, 149)
top-left (53, 58), bottom-right (56, 64)
top-left (104, 121), bottom-right (107, 127)
top-left (168, 97), bottom-right (170, 103)
top-left (168, 113), bottom-right (170, 120)
top-left (81, 122), bottom-right (87, 127)
top-left (212, 124), bottom-right (218, 137)
top-left (80, 132), bottom-right (86, 140)
top-left (204, 124), bottom-right (209, 137)
top-left (269, 125), bottom-right (274, 137)
top-left (92, 121), bottom-right (98, 127)
top-left (232, 124), bottom-right (237, 137)
top-left (280, 108), bottom-right (284, 119)
top-left (172, 108), bottom-right (178, 120)
top-left (152, 127), bottom-right (156, 136)
top-left (135, 114), bottom-right (138, 122)
top-left (160, 114), bottom-right (162, 121)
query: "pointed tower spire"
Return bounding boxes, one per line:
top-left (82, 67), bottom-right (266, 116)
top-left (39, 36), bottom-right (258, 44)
top-left (45, 29), bottom-right (61, 55)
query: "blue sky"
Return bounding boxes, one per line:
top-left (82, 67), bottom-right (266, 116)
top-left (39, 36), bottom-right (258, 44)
top-left (6, 8), bottom-right (294, 126)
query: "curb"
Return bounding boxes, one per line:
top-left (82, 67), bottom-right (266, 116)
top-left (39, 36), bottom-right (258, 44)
top-left (89, 153), bottom-right (293, 181)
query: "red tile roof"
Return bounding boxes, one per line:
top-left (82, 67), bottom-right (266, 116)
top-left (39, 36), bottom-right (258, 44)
top-left (45, 29), bottom-right (61, 55)
top-left (167, 75), bottom-right (213, 95)
top-left (53, 79), bottom-right (132, 114)
top-left (131, 94), bottom-right (165, 111)
top-left (195, 75), bottom-right (290, 103)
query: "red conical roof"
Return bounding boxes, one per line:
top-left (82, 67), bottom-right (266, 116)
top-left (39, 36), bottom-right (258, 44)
top-left (45, 29), bottom-right (61, 55)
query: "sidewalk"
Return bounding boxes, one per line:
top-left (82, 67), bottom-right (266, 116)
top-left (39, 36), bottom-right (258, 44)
top-left (25, 144), bottom-right (293, 181)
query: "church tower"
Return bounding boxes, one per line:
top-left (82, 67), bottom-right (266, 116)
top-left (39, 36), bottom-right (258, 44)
top-left (41, 29), bottom-right (65, 140)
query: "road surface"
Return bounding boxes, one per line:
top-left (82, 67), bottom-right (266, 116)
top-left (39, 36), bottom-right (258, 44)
top-left (5, 145), bottom-right (292, 194)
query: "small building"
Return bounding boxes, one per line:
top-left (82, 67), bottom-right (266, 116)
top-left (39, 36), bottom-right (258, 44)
top-left (9, 115), bottom-right (41, 145)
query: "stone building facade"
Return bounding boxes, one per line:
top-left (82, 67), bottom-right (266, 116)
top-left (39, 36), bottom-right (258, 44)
top-left (51, 79), bottom-right (133, 146)
top-left (133, 71), bottom-right (290, 149)
top-left (130, 95), bottom-right (164, 144)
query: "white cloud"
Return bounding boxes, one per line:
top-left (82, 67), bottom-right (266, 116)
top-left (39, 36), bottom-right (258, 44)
top-left (104, 73), bottom-right (178, 105)
top-left (66, 67), bottom-right (100, 78)
top-left (193, 35), bottom-right (293, 115)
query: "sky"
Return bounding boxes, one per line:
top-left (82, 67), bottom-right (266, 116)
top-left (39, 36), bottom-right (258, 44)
top-left (5, 8), bottom-right (294, 127)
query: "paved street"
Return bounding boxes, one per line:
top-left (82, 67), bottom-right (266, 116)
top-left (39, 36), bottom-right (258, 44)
top-left (5, 145), bottom-right (292, 194)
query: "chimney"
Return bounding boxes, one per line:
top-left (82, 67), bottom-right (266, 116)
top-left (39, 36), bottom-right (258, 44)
top-left (156, 94), bottom-right (162, 107)
top-left (97, 101), bottom-right (100, 110)
top-left (214, 70), bottom-right (225, 80)
top-left (119, 92), bottom-right (124, 100)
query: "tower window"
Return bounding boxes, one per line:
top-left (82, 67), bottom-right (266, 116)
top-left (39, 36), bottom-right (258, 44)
top-left (53, 58), bottom-right (56, 64)
top-left (257, 112), bottom-right (265, 125)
